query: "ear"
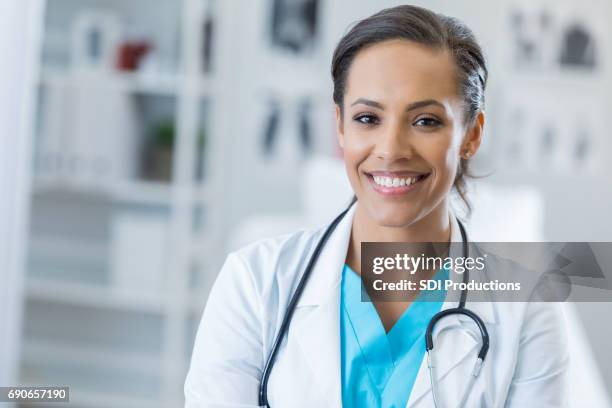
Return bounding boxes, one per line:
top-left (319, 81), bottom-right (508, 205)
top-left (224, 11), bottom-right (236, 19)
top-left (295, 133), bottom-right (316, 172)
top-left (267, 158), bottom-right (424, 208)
top-left (461, 111), bottom-right (485, 158)
top-left (335, 104), bottom-right (345, 149)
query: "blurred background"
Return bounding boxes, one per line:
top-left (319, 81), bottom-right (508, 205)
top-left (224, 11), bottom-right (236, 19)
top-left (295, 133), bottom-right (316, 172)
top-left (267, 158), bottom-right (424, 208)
top-left (1, 0), bottom-right (611, 407)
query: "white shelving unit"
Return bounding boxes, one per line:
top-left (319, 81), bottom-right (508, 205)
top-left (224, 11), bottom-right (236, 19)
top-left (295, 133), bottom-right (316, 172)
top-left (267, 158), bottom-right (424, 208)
top-left (22, 0), bottom-right (338, 405)
top-left (21, 0), bottom-right (230, 406)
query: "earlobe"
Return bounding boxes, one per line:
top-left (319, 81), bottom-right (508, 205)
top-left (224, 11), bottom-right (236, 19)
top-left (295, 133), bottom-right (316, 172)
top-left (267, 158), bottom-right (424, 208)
top-left (462, 111), bottom-right (485, 157)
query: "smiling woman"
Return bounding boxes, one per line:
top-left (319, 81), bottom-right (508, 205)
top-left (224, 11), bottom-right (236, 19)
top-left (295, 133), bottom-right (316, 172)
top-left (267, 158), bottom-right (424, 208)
top-left (331, 10), bottom-right (486, 284)
top-left (333, 21), bottom-right (485, 242)
top-left (185, 5), bottom-right (568, 408)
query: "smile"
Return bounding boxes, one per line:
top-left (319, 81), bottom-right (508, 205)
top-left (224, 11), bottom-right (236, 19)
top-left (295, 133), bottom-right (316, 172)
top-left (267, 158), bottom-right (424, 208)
top-left (365, 172), bottom-right (430, 196)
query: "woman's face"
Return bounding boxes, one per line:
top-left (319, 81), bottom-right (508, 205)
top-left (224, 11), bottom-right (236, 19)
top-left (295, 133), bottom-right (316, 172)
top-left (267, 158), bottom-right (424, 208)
top-left (336, 39), bottom-right (482, 227)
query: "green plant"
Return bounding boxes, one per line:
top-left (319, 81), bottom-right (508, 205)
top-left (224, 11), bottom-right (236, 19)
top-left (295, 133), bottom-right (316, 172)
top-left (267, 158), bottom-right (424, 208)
top-left (152, 118), bottom-right (207, 151)
top-left (153, 118), bottom-right (175, 149)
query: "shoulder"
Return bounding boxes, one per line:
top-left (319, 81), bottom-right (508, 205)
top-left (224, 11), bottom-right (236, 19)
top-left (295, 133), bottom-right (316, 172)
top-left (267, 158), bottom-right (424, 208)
top-left (470, 244), bottom-right (569, 339)
top-left (493, 300), bottom-right (567, 342)
top-left (219, 224), bottom-right (326, 293)
top-left (231, 225), bottom-right (321, 263)
top-left (519, 301), bottom-right (568, 345)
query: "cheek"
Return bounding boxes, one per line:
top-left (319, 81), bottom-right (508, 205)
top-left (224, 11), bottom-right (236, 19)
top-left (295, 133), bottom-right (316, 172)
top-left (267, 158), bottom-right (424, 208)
top-left (419, 137), bottom-right (460, 186)
top-left (341, 130), bottom-right (374, 196)
top-left (342, 132), bottom-right (371, 172)
top-left (439, 141), bottom-right (461, 184)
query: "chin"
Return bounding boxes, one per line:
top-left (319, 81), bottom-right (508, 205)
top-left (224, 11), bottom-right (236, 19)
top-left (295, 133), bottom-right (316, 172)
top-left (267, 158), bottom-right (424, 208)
top-left (367, 201), bottom-right (418, 228)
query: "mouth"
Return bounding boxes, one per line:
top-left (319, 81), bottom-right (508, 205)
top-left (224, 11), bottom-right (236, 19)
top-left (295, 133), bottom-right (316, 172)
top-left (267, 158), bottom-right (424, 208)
top-left (364, 171), bottom-right (431, 196)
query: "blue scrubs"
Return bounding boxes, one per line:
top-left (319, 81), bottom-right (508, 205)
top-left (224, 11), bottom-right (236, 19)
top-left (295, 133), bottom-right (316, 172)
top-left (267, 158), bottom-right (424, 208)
top-left (340, 264), bottom-right (448, 408)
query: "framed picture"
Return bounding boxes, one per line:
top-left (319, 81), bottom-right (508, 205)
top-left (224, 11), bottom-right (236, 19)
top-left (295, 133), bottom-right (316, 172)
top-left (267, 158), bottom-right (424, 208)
top-left (70, 10), bottom-right (121, 72)
top-left (270, 0), bottom-right (320, 54)
top-left (505, 0), bottom-right (608, 75)
top-left (498, 84), bottom-right (604, 175)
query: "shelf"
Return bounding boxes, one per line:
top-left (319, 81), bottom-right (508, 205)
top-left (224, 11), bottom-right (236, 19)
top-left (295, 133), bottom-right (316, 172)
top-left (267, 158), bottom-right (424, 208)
top-left (111, 180), bottom-right (174, 205)
top-left (65, 389), bottom-right (167, 408)
top-left (26, 278), bottom-right (165, 313)
top-left (39, 68), bottom-right (219, 98)
top-left (40, 68), bottom-right (180, 96)
top-left (17, 383), bottom-right (167, 408)
top-left (29, 234), bottom-right (108, 264)
top-left (22, 339), bottom-right (161, 375)
top-left (19, 346), bottom-right (167, 407)
top-left (32, 176), bottom-right (210, 206)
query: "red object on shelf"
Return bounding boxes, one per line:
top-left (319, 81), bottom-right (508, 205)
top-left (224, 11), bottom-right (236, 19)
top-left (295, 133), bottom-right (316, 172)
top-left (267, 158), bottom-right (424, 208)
top-left (116, 41), bottom-right (152, 71)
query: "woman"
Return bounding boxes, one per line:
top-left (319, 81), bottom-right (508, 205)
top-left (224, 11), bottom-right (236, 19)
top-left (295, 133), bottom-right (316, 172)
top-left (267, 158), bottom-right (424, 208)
top-left (185, 5), bottom-right (568, 407)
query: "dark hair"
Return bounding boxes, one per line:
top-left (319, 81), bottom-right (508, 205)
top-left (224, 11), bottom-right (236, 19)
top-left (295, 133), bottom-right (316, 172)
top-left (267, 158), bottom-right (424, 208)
top-left (332, 5), bottom-right (488, 217)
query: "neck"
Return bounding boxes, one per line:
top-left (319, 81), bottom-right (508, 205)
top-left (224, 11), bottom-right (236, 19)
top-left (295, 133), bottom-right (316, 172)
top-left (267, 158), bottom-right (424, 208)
top-left (346, 200), bottom-right (452, 274)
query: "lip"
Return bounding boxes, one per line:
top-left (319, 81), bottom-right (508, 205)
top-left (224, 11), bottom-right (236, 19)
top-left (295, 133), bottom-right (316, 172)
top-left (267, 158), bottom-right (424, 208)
top-left (365, 172), bottom-right (430, 196)
top-left (367, 170), bottom-right (428, 177)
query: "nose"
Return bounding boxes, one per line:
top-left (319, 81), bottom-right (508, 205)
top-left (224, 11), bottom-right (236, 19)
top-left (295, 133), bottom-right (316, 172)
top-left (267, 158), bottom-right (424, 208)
top-left (374, 119), bottom-right (414, 161)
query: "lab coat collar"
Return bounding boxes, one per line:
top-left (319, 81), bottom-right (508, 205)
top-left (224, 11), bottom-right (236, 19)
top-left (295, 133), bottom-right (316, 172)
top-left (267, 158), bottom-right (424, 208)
top-left (295, 200), bottom-right (356, 308)
top-left (293, 200), bottom-right (356, 407)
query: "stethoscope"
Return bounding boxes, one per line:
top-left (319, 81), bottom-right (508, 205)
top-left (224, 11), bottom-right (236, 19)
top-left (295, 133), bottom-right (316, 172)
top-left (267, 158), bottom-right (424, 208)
top-left (259, 201), bottom-right (490, 408)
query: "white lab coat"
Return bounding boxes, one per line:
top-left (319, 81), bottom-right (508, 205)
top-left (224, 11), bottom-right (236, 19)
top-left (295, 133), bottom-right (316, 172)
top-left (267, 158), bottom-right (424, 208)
top-left (185, 202), bottom-right (569, 407)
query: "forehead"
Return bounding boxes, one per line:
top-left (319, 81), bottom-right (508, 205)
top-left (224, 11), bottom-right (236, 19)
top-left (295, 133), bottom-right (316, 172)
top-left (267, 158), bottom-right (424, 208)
top-left (345, 39), bottom-right (460, 105)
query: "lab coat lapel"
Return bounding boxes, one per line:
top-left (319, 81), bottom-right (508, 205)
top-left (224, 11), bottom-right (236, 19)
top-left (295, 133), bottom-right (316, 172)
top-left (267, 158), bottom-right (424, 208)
top-left (406, 212), bottom-right (497, 407)
top-left (294, 201), bottom-right (357, 406)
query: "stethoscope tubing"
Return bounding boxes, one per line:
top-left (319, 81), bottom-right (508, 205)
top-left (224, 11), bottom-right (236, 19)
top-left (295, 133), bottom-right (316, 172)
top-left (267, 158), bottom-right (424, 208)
top-left (258, 204), bottom-right (352, 407)
top-left (258, 202), bottom-right (489, 408)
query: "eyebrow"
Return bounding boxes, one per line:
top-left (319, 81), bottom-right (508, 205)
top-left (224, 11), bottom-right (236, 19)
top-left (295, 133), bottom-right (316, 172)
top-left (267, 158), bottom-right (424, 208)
top-left (350, 98), bottom-right (445, 112)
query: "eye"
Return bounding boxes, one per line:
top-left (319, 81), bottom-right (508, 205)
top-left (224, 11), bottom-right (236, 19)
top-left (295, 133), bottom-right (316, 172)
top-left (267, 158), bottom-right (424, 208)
top-left (353, 113), bottom-right (379, 126)
top-left (414, 117), bottom-right (442, 128)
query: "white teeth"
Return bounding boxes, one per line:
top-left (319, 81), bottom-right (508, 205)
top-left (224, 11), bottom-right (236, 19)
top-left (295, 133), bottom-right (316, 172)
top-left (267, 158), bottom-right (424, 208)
top-left (372, 175), bottom-right (421, 187)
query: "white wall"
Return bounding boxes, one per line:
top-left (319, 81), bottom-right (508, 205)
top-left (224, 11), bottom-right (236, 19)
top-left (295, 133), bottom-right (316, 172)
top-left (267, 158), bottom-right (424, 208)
top-left (320, 1), bottom-right (612, 403)
top-left (0, 0), bottom-right (43, 388)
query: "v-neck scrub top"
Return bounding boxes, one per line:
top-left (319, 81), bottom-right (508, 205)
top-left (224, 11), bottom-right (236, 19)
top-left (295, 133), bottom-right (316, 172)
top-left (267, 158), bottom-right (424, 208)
top-left (340, 264), bottom-right (449, 408)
